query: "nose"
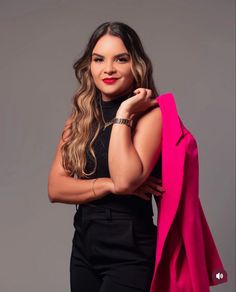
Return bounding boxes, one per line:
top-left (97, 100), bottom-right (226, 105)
top-left (104, 60), bottom-right (116, 74)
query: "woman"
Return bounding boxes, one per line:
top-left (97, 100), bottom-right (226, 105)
top-left (48, 21), bottom-right (164, 292)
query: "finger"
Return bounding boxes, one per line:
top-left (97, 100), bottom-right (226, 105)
top-left (153, 183), bottom-right (165, 193)
top-left (137, 183), bottom-right (162, 198)
top-left (133, 88), bottom-right (147, 97)
top-left (146, 177), bottom-right (164, 187)
top-left (133, 88), bottom-right (143, 95)
top-left (143, 180), bottom-right (165, 193)
top-left (153, 181), bottom-right (164, 190)
top-left (134, 184), bottom-right (163, 199)
top-left (142, 184), bottom-right (164, 195)
top-left (146, 89), bottom-right (153, 98)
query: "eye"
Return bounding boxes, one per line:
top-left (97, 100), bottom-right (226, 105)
top-left (117, 57), bottom-right (128, 63)
top-left (93, 58), bottom-right (103, 63)
top-left (93, 57), bottom-right (128, 63)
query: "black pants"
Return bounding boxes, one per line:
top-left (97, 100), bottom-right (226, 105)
top-left (70, 204), bottom-right (157, 292)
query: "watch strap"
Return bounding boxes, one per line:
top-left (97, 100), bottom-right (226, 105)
top-left (112, 117), bottom-right (133, 128)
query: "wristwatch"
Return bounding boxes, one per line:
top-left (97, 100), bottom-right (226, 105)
top-left (112, 117), bottom-right (133, 128)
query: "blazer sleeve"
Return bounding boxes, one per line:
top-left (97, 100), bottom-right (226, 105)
top-left (178, 134), bottom-right (227, 291)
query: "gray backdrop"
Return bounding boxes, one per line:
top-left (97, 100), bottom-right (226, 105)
top-left (0, 0), bottom-right (234, 291)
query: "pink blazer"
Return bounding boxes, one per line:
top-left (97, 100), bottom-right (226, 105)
top-left (149, 92), bottom-right (228, 292)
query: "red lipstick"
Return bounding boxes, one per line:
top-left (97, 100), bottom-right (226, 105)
top-left (103, 78), bottom-right (119, 84)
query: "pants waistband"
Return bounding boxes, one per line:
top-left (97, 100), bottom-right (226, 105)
top-left (77, 204), bottom-right (153, 222)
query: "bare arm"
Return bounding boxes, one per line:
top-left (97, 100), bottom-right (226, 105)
top-left (47, 118), bottom-right (113, 204)
top-left (108, 106), bottom-right (162, 194)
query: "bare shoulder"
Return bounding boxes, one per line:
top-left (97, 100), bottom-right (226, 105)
top-left (132, 105), bottom-right (162, 136)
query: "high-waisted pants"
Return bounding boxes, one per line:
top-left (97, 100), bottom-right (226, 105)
top-left (70, 204), bottom-right (157, 292)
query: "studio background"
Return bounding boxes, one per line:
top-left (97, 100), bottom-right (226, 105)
top-left (0, 0), bottom-right (234, 291)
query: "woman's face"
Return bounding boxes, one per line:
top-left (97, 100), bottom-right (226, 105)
top-left (90, 34), bottom-right (135, 101)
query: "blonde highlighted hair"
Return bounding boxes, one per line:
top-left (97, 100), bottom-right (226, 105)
top-left (61, 21), bottom-right (159, 178)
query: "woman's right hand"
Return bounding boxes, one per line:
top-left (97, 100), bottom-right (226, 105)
top-left (131, 176), bottom-right (165, 201)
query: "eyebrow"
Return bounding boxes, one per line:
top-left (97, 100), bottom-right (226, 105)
top-left (92, 52), bottom-right (130, 58)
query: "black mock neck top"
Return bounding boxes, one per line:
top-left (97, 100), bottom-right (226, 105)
top-left (78, 93), bottom-right (162, 216)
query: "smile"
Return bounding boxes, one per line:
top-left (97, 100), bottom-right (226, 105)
top-left (102, 78), bottom-right (119, 84)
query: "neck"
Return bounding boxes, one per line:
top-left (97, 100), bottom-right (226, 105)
top-left (101, 89), bottom-right (133, 102)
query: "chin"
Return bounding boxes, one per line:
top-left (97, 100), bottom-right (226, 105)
top-left (100, 87), bottom-right (123, 95)
top-left (101, 91), bottom-right (120, 98)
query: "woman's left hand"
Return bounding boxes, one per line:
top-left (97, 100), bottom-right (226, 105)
top-left (131, 176), bottom-right (165, 201)
top-left (118, 88), bottom-right (158, 119)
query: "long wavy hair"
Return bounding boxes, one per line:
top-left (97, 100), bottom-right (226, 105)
top-left (61, 21), bottom-right (159, 178)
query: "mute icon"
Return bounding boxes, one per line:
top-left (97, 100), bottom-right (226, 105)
top-left (216, 272), bottom-right (224, 279)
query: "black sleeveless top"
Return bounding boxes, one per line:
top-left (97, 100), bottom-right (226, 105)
top-left (77, 93), bottom-right (162, 217)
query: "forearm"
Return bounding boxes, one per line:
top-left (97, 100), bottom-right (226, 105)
top-left (48, 175), bottom-right (112, 204)
top-left (108, 109), bottom-right (143, 193)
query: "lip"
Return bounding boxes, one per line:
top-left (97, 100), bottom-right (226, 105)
top-left (102, 78), bottom-right (119, 84)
